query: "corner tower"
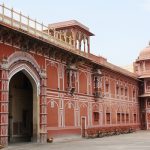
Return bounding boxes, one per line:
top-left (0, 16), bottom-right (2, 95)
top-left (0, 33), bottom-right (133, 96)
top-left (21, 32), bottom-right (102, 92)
top-left (134, 43), bottom-right (150, 129)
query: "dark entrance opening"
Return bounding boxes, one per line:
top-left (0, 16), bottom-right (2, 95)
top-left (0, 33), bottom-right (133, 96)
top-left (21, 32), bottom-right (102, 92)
top-left (8, 71), bottom-right (33, 143)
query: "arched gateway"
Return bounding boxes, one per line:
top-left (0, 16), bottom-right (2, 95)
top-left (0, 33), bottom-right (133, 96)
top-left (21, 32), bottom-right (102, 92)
top-left (0, 52), bottom-right (47, 145)
top-left (9, 71), bottom-right (34, 142)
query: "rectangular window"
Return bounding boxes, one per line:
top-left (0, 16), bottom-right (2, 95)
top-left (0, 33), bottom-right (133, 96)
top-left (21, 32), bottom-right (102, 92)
top-left (126, 114), bottom-right (129, 123)
top-left (106, 113), bottom-right (110, 124)
top-left (117, 113), bottom-right (120, 123)
top-left (133, 90), bottom-right (135, 98)
top-left (121, 87), bottom-right (124, 95)
top-left (93, 112), bottom-right (99, 122)
top-left (122, 113), bottom-right (125, 123)
top-left (134, 114), bottom-right (136, 123)
top-left (116, 86), bottom-right (119, 95)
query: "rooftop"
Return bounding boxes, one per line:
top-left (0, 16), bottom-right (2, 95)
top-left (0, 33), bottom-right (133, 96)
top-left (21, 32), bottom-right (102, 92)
top-left (0, 4), bottom-right (138, 80)
top-left (48, 20), bottom-right (94, 36)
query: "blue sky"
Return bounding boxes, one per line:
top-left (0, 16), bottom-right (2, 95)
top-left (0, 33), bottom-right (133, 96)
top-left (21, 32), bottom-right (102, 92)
top-left (1, 0), bottom-right (150, 66)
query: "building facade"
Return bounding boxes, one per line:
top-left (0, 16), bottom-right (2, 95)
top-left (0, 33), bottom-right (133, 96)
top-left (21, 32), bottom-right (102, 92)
top-left (134, 44), bottom-right (150, 130)
top-left (0, 4), bottom-right (145, 146)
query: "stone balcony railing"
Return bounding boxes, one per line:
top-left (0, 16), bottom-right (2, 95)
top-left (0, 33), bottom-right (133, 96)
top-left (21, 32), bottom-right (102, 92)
top-left (0, 4), bottom-right (138, 80)
top-left (0, 4), bottom-right (90, 58)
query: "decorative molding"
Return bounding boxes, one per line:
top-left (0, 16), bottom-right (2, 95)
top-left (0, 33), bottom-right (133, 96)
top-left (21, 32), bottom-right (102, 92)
top-left (7, 51), bottom-right (41, 72)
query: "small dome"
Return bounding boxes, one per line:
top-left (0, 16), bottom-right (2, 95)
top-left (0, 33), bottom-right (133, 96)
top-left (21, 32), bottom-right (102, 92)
top-left (138, 43), bottom-right (150, 60)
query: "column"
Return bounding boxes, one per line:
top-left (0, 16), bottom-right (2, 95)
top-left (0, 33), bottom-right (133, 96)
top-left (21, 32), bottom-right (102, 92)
top-left (64, 30), bottom-right (67, 43)
top-left (40, 69), bottom-right (47, 143)
top-left (83, 36), bottom-right (86, 52)
top-left (79, 40), bottom-right (81, 50)
top-left (88, 102), bottom-right (92, 127)
top-left (0, 59), bottom-right (9, 146)
top-left (125, 111), bottom-right (126, 124)
top-left (78, 32), bottom-right (82, 50)
top-left (74, 101), bottom-right (79, 127)
top-left (146, 99), bottom-right (148, 129)
top-left (87, 37), bottom-right (90, 53)
top-left (71, 29), bottom-right (77, 48)
top-left (59, 96), bottom-right (64, 127)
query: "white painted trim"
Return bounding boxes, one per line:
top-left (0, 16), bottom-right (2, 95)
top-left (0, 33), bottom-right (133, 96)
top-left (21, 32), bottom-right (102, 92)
top-left (7, 51), bottom-right (41, 73)
top-left (8, 64), bottom-right (40, 95)
top-left (8, 63), bottom-right (40, 142)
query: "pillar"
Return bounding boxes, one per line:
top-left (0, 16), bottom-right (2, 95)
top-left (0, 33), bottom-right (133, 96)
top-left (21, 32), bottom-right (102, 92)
top-left (71, 29), bottom-right (77, 48)
top-left (83, 36), bottom-right (86, 52)
top-left (79, 40), bottom-right (81, 50)
top-left (146, 99), bottom-right (148, 129)
top-left (40, 69), bottom-right (47, 143)
top-left (0, 58), bottom-right (9, 146)
top-left (87, 37), bottom-right (90, 53)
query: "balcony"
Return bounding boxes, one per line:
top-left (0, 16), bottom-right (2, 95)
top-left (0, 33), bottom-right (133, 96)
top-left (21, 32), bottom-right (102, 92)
top-left (93, 88), bottom-right (104, 100)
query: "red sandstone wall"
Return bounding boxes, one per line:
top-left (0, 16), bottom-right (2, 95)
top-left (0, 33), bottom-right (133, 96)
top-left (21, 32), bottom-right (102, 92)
top-left (79, 71), bottom-right (87, 94)
top-left (0, 43), bottom-right (140, 138)
top-left (47, 63), bottom-right (58, 90)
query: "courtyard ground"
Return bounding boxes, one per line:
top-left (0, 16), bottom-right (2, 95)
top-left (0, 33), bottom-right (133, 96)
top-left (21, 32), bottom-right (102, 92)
top-left (3, 130), bottom-right (150, 150)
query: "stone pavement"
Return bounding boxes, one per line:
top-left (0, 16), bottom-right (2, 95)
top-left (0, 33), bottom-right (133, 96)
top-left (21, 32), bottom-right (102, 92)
top-left (3, 130), bottom-right (150, 150)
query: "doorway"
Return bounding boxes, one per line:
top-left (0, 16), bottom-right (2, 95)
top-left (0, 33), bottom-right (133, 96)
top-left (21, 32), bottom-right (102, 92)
top-left (81, 117), bottom-right (86, 137)
top-left (8, 71), bottom-right (33, 142)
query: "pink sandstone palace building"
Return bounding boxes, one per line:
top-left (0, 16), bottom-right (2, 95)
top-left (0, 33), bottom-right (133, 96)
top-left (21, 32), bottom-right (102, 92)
top-left (0, 4), bottom-right (149, 146)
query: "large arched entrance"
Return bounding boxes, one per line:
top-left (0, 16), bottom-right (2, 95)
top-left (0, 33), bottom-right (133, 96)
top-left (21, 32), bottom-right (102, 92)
top-left (8, 71), bottom-right (34, 142)
top-left (0, 52), bottom-right (47, 145)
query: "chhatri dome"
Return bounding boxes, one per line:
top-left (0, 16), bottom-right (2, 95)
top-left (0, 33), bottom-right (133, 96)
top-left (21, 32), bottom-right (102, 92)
top-left (135, 42), bottom-right (150, 77)
top-left (138, 42), bottom-right (150, 61)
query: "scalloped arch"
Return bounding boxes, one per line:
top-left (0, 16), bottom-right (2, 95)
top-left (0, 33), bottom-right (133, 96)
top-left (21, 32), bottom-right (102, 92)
top-left (8, 51), bottom-right (41, 73)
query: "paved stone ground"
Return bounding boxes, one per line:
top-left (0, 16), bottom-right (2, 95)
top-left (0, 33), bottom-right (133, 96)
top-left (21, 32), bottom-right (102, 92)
top-left (3, 130), bottom-right (150, 150)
